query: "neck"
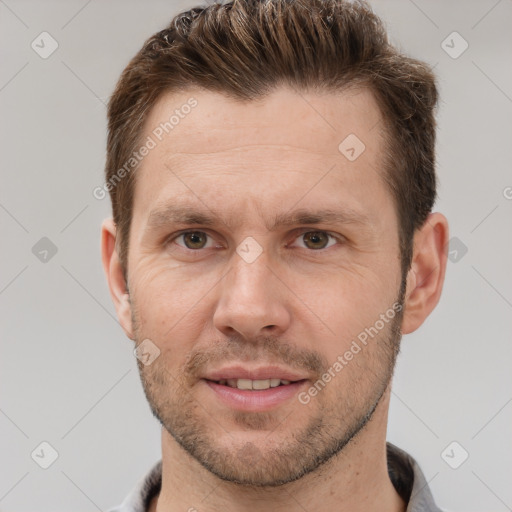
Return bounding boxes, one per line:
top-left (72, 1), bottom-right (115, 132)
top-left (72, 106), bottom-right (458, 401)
top-left (151, 387), bottom-right (406, 512)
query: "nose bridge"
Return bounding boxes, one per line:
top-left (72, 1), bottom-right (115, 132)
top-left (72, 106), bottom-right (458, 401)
top-left (225, 248), bottom-right (275, 306)
top-left (213, 246), bottom-right (291, 337)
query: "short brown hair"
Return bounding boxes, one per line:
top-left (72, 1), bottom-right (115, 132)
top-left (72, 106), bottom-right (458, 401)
top-left (105, 0), bottom-right (438, 282)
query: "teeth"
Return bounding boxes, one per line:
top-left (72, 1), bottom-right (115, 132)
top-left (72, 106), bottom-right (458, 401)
top-left (252, 379), bottom-right (270, 390)
top-left (237, 378), bottom-right (253, 390)
top-left (218, 378), bottom-right (295, 390)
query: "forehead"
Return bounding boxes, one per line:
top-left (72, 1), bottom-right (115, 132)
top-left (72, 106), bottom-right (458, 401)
top-left (142, 85), bottom-right (383, 158)
top-left (131, 85), bottom-right (392, 235)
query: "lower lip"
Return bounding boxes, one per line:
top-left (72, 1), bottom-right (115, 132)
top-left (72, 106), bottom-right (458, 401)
top-left (203, 379), bottom-right (308, 412)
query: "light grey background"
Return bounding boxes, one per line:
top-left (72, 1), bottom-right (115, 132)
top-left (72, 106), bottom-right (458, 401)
top-left (1, 1), bottom-right (511, 511)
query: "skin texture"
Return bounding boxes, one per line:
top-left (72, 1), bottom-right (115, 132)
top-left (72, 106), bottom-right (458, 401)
top-left (102, 86), bottom-right (449, 512)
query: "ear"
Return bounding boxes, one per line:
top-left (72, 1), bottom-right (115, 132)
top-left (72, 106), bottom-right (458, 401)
top-left (101, 218), bottom-right (134, 340)
top-left (401, 212), bottom-right (449, 335)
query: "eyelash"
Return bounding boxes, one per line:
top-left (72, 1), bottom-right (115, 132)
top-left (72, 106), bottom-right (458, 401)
top-left (166, 229), bottom-right (344, 254)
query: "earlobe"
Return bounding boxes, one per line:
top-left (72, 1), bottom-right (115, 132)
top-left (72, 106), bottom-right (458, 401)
top-left (101, 218), bottom-right (135, 340)
top-left (401, 212), bottom-right (449, 335)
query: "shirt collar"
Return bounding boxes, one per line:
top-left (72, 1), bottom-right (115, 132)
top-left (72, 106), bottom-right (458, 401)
top-left (387, 442), bottom-right (443, 512)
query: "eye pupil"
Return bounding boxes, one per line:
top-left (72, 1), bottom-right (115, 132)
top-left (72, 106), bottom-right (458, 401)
top-left (303, 231), bottom-right (328, 249)
top-left (184, 231), bottom-right (207, 249)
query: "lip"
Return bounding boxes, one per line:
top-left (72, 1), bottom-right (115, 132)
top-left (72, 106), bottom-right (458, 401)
top-left (202, 365), bottom-right (309, 382)
top-left (204, 379), bottom-right (308, 412)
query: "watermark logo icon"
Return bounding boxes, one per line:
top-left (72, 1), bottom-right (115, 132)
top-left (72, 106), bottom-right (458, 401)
top-left (134, 339), bottom-right (161, 366)
top-left (236, 236), bottom-right (263, 263)
top-left (31, 32), bottom-right (59, 59)
top-left (237, 441), bottom-right (263, 466)
top-left (338, 134), bottom-right (366, 161)
top-left (32, 237), bottom-right (58, 263)
top-left (31, 441), bottom-right (59, 469)
top-left (441, 441), bottom-right (469, 469)
top-left (446, 236), bottom-right (468, 263)
top-left (441, 32), bottom-right (468, 59)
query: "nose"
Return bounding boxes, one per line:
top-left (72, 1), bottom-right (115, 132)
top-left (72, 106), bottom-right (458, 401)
top-left (212, 250), bottom-right (291, 341)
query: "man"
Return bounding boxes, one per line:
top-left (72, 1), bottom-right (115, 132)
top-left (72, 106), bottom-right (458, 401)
top-left (101, 0), bottom-right (449, 511)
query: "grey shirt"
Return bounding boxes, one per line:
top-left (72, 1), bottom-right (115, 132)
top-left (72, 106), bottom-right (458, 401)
top-left (107, 442), bottom-right (444, 512)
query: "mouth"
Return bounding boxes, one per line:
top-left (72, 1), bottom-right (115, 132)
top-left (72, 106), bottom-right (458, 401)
top-left (204, 378), bottom-right (307, 390)
top-left (203, 377), bottom-right (309, 411)
top-left (201, 366), bottom-right (310, 411)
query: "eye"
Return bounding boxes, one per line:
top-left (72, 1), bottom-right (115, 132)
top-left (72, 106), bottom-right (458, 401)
top-left (173, 231), bottom-right (216, 250)
top-left (167, 229), bottom-right (342, 253)
top-left (290, 231), bottom-right (340, 250)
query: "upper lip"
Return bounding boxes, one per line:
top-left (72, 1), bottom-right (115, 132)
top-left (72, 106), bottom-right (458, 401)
top-left (202, 365), bottom-right (309, 382)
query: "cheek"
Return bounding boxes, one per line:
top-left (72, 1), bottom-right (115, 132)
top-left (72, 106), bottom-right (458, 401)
top-left (294, 263), bottom-right (393, 329)
top-left (290, 263), bottom-right (401, 376)
top-left (131, 264), bottom-right (218, 344)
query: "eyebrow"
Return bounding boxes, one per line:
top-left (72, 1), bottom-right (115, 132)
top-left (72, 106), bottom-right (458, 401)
top-left (145, 204), bottom-right (371, 233)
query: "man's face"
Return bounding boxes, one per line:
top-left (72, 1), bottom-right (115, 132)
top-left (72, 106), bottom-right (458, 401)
top-left (126, 86), bottom-right (406, 486)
